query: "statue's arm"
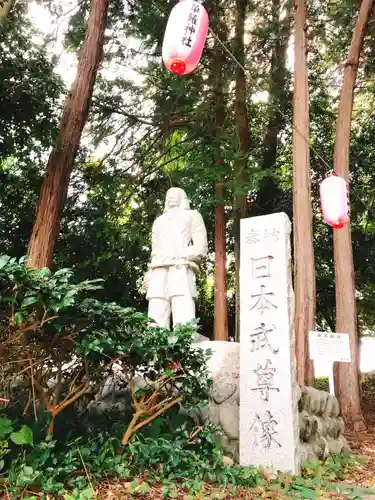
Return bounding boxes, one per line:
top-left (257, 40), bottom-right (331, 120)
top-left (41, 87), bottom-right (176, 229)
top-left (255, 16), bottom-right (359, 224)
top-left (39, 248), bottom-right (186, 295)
top-left (181, 210), bottom-right (208, 263)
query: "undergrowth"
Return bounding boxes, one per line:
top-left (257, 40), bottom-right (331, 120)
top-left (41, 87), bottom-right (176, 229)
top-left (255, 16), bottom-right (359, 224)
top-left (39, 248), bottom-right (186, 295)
top-left (0, 411), bottom-right (364, 499)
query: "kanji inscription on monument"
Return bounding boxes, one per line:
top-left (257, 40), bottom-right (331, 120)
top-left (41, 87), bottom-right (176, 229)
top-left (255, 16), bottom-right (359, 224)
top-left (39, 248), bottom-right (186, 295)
top-left (240, 212), bottom-right (300, 474)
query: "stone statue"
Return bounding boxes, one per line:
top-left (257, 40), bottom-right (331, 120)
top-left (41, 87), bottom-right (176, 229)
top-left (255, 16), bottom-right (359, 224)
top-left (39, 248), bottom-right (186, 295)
top-left (144, 187), bottom-right (208, 329)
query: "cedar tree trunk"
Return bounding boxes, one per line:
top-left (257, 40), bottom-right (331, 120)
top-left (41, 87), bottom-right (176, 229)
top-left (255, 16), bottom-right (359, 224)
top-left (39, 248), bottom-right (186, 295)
top-left (27, 0), bottom-right (109, 268)
top-left (234, 0), bottom-right (249, 341)
top-left (333, 0), bottom-right (373, 432)
top-left (293, 0), bottom-right (316, 386)
top-left (213, 3), bottom-right (229, 341)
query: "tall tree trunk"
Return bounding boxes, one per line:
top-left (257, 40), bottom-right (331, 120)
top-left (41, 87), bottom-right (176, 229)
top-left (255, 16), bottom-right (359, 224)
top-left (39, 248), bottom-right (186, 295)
top-left (27, 0), bottom-right (109, 269)
top-left (254, 0), bottom-right (291, 216)
top-left (0, 0), bottom-right (15, 24)
top-left (214, 182), bottom-right (229, 341)
top-left (293, 0), bottom-right (316, 386)
top-left (213, 3), bottom-right (228, 341)
top-left (234, 0), bottom-right (249, 342)
top-left (333, 0), bottom-right (373, 432)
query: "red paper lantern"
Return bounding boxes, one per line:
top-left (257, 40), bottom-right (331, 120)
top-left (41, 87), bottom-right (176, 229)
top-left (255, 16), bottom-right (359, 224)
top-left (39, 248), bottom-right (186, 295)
top-left (162, 0), bottom-right (209, 75)
top-left (319, 173), bottom-right (350, 229)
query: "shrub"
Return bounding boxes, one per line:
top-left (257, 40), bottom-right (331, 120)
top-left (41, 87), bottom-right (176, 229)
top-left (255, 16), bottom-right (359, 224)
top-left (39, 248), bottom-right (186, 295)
top-left (0, 255), bottom-right (212, 443)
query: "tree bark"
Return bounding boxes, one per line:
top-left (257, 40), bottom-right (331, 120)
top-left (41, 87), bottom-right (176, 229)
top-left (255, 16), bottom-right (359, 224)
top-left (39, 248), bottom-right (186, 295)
top-left (27, 0), bottom-right (109, 269)
top-left (234, 0), bottom-right (249, 342)
top-left (333, 0), bottom-right (373, 432)
top-left (214, 182), bottom-right (229, 341)
top-left (293, 0), bottom-right (316, 387)
top-left (212, 3), bottom-right (228, 341)
top-left (0, 0), bottom-right (15, 24)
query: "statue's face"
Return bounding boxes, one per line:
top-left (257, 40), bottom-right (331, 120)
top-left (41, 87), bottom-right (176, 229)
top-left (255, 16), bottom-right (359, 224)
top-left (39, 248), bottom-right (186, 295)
top-left (165, 188), bottom-right (182, 209)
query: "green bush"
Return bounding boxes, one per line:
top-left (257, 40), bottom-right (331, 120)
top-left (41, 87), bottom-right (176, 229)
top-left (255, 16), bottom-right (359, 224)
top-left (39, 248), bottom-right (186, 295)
top-left (0, 256), bottom-right (217, 490)
top-left (314, 377), bottom-right (329, 392)
top-left (2, 413), bottom-right (260, 498)
top-left (0, 255), bottom-right (212, 438)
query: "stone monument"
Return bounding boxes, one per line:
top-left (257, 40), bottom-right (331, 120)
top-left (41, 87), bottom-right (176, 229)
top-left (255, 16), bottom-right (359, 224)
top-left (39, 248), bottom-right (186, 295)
top-left (239, 212), bottom-right (300, 474)
top-left (144, 187), bottom-right (208, 330)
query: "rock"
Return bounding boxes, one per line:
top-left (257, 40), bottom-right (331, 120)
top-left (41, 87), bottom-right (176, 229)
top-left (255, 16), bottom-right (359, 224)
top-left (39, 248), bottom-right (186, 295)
top-left (211, 382), bottom-right (237, 405)
top-left (310, 415), bottom-right (319, 436)
top-left (339, 435), bottom-right (351, 455)
top-left (198, 341), bottom-right (240, 405)
top-left (331, 418), bottom-right (343, 439)
top-left (300, 386), bottom-right (310, 413)
top-left (222, 455), bottom-right (234, 467)
top-left (311, 415), bottom-right (324, 436)
top-left (295, 384), bottom-right (302, 403)
top-left (235, 388), bottom-right (240, 405)
top-left (326, 438), bottom-right (344, 455)
top-left (320, 437), bottom-right (330, 460)
top-left (194, 333), bottom-right (209, 343)
top-left (200, 404), bottom-right (221, 427)
top-left (306, 387), bottom-right (320, 414)
top-left (310, 437), bottom-right (329, 460)
top-left (220, 434), bottom-right (239, 461)
top-left (196, 341), bottom-right (240, 443)
top-left (299, 444), bottom-right (310, 463)
top-left (325, 394), bottom-right (340, 417)
top-left (193, 342), bottom-right (242, 462)
top-left (306, 387), bottom-right (327, 415)
top-left (299, 443), bottom-right (318, 463)
top-left (316, 390), bottom-right (328, 415)
top-left (88, 374), bottom-right (131, 415)
top-left (330, 397), bottom-right (340, 417)
top-left (338, 417), bottom-right (345, 434)
top-left (219, 393), bottom-right (239, 440)
top-left (322, 417), bottom-right (333, 438)
top-left (299, 411), bottom-right (310, 440)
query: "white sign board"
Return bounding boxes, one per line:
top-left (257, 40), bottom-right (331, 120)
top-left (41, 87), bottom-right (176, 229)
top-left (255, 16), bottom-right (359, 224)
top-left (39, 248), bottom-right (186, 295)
top-left (309, 331), bottom-right (351, 396)
top-left (309, 331), bottom-right (351, 363)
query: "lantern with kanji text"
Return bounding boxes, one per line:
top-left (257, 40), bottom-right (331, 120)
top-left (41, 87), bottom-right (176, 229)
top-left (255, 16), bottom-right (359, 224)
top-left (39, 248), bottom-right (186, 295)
top-left (162, 0), bottom-right (209, 75)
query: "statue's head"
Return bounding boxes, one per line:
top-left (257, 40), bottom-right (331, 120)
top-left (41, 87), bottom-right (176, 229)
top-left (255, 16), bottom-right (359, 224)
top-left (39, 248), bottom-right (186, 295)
top-left (164, 187), bottom-right (190, 211)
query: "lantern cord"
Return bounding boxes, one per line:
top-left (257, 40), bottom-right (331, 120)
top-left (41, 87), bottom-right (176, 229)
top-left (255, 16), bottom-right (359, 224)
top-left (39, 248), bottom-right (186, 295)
top-left (208, 27), bottom-right (332, 172)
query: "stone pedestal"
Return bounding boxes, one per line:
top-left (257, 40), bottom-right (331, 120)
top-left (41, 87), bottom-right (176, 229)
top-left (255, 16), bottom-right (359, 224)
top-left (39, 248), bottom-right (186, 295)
top-left (190, 340), bottom-right (348, 464)
top-left (239, 213), bottom-right (300, 474)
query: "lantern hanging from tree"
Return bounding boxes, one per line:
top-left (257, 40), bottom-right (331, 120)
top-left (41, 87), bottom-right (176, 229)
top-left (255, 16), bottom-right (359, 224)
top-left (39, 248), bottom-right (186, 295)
top-left (162, 0), bottom-right (209, 75)
top-left (319, 172), bottom-right (350, 229)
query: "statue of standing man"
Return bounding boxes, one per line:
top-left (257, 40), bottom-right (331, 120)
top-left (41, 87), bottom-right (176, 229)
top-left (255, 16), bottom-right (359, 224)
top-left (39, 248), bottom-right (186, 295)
top-left (145, 188), bottom-right (208, 329)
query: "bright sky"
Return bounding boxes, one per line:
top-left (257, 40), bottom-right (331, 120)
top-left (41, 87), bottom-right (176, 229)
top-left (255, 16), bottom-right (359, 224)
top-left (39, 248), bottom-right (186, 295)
top-left (28, 1), bottom-right (78, 86)
top-left (27, 0), bottom-right (149, 158)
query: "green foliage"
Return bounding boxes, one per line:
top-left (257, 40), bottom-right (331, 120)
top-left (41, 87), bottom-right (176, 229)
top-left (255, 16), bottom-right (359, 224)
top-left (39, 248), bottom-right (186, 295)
top-left (0, 3), bottom-right (63, 159)
top-left (314, 377), bottom-right (329, 392)
top-left (0, 417), bottom-right (33, 471)
top-left (0, 255), bottom-right (211, 437)
top-left (0, 256), bottom-right (217, 497)
top-left (0, 413), bottom-right (366, 499)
